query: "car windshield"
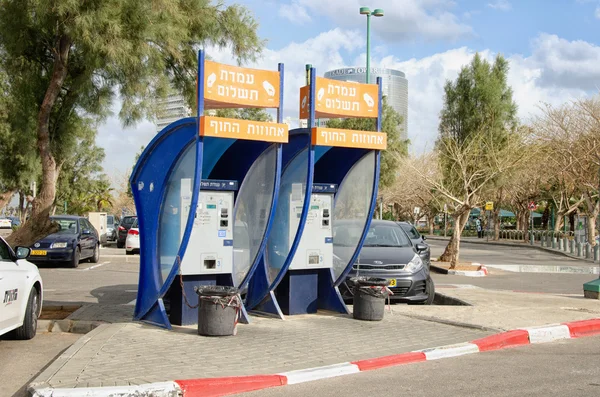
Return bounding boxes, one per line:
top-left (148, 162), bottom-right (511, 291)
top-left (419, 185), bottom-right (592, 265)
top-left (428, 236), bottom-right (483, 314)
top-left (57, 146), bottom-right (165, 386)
top-left (51, 217), bottom-right (79, 234)
top-left (132, 218), bottom-right (139, 228)
top-left (333, 223), bottom-right (411, 247)
top-left (122, 217), bottom-right (136, 225)
top-left (107, 215), bottom-right (114, 225)
top-left (362, 224), bottom-right (411, 247)
top-left (400, 223), bottom-right (421, 239)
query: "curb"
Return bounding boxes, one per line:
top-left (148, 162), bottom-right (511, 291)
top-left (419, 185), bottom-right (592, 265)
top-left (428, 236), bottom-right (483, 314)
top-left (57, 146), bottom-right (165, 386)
top-left (430, 263), bottom-right (488, 277)
top-left (426, 236), bottom-right (597, 264)
top-left (28, 319), bottom-right (600, 397)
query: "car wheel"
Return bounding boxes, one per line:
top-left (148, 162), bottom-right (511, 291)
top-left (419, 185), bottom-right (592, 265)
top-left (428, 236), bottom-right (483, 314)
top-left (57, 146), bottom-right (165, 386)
top-left (71, 247), bottom-right (80, 268)
top-left (116, 241), bottom-right (124, 249)
top-left (14, 288), bottom-right (39, 340)
top-left (90, 244), bottom-right (100, 263)
top-left (125, 249), bottom-right (133, 256)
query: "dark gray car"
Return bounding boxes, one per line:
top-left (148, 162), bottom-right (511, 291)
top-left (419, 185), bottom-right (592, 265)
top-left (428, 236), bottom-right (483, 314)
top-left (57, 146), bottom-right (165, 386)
top-left (397, 221), bottom-right (430, 268)
top-left (337, 219), bottom-right (434, 305)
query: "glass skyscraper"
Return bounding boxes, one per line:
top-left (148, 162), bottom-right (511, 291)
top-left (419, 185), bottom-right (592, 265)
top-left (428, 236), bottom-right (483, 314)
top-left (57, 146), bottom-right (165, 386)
top-left (324, 67), bottom-right (408, 140)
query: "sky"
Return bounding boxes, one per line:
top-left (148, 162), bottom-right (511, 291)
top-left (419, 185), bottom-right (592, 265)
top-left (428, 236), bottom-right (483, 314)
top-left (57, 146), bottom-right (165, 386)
top-left (97, 0), bottom-right (600, 182)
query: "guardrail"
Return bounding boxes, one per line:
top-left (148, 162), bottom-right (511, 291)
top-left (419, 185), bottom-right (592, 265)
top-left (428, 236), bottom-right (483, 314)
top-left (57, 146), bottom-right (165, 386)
top-left (488, 229), bottom-right (598, 262)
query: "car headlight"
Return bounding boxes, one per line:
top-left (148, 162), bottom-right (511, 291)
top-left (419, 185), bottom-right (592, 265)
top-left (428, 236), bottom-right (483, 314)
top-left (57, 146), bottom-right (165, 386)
top-left (52, 242), bottom-right (68, 248)
top-left (405, 254), bottom-right (424, 273)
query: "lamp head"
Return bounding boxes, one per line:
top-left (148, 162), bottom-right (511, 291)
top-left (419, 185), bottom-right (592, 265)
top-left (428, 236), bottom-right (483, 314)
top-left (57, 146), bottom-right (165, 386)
top-left (373, 8), bottom-right (384, 17)
top-left (359, 6), bottom-right (371, 15)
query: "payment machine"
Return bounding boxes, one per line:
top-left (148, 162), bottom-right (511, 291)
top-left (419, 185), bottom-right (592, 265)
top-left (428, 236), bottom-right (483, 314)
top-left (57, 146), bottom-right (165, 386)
top-left (179, 179), bottom-right (237, 276)
top-left (288, 184), bottom-right (335, 271)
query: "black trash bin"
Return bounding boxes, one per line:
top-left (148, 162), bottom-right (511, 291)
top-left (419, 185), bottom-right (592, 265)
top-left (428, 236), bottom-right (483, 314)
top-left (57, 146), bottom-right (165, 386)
top-left (349, 277), bottom-right (391, 321)
top-left (195, 286), bottom-right (241, 336)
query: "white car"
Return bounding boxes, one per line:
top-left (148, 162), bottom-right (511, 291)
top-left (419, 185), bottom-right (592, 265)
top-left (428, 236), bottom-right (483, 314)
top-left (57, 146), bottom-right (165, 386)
top-left (0, 218), bottom-right (12, 229)
top-left (125, 218), bottom-right (139, 255)
top-left (0, 237), bottom-right (43, 339)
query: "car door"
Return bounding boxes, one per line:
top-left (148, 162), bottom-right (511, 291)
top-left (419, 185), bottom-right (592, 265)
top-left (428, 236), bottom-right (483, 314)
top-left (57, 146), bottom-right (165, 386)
top-left (0, 239), bottom-right (27, 334)
top-left (79, 219), bottom-right (94, 259)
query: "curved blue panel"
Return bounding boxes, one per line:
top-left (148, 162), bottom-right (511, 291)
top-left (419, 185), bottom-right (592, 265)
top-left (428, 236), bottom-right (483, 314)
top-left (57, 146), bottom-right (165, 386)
top-left (202, 137), bottom-right (236, 178)
top-left (130, 117), bottom-right (199, 322)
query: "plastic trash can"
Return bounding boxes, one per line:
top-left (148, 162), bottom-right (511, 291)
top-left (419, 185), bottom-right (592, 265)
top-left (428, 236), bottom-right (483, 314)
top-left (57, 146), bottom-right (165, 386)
top-left (349, 277), bottom-right (391, 321)
top-left (195, 286), bottom-right (241, 336)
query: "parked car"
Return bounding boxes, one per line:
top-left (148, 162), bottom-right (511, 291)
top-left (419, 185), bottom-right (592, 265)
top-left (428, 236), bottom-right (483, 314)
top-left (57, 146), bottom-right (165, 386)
top-left (0, 237), bottom-right (43, 339)
top-left (0, 217), bottom-right (12, 229)
top-left (338, 219), bottom-right (435, 305)
top-left (117, 216), bottom-right (137, 248)
top-left (125, 218), bottom-right (140, 255)
top-left (397, 221), bottom-right (431, 267)
top-left (105, 214), bottom-right (118, 242)
top-left (28, 215), bottom-right (100, 268)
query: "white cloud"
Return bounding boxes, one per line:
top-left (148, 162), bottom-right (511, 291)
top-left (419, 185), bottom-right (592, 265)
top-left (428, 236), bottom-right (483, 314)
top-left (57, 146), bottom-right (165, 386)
top-left (288, 0), bottom-right (473, 42)
top-left (96, 30), bottom-right (600, 181)
top-left (595, 6), bottom-right (600, 18)
top-left (278, 1), bottom-right (311, 24)
top-left (488, 0), bottom-right (512, 11)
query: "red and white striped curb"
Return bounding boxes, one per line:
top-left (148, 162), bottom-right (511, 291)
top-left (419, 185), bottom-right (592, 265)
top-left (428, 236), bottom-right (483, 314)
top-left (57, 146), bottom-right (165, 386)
top-left (30, 318), bottom-right (600, 397)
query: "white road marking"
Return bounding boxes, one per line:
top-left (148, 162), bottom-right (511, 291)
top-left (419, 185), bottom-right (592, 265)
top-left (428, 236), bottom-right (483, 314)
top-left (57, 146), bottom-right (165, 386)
top-left (126, 299), bottom-right (137, 306)
top-left (82, 262), bottom-right (110, 271)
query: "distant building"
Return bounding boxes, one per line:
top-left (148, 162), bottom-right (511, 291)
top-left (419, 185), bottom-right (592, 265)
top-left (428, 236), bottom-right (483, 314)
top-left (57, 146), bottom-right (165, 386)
top-left (155, 93), bottom-right (192, 132)
top-left (324, 67), bottom-right (408, 140)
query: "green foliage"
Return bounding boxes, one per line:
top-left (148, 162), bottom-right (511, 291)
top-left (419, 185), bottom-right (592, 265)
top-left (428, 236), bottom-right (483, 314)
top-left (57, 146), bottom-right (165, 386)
top-left (214, 108), bottom-right (273, 122)
top-left (326, 98), bottom-right (408, 188)
top-left (437, 53), bottom-right (518, 196)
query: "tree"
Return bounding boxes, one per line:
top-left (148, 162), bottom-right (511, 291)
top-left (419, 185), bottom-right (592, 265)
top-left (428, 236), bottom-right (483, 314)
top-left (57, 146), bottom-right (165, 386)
top-left (432, 53), bottom-right (519, 268)
top-left (326, 97), bottom-right (408, 188)
top-left (0, 0), bottom-right (263, 247)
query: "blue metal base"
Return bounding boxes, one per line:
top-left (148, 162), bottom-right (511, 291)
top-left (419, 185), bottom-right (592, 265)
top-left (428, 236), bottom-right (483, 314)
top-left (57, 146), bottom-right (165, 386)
top-left (139, 298), bottom-right (171, 329)
top-left (275, 269), bottom-right (348, 315)
top-left (251, 290), bottom-right (285, 319)
top-left (167, 274), bottom-right (250, 326)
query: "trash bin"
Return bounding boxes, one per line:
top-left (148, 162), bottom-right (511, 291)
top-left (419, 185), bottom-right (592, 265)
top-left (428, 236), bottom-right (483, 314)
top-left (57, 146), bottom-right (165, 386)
top-left (195, 286), bottom-right (241, 336)
top-left (349, 277), bottom-right (392, 321)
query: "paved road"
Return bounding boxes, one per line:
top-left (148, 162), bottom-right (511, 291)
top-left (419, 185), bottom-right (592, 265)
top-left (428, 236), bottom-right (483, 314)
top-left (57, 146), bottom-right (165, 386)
top-left (428, 240), bottom-right (598, 295)
top-left (242, 335), bottom-right (600, 397)
top-left (0, 332), bottom-right (80, 397)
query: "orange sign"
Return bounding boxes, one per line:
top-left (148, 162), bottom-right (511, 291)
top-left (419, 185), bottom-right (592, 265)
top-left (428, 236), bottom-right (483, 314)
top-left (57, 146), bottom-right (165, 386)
top-left (203, 60), bottom-right (280, 109)
top-left (312, 127), bottom-right (387, 150)
top-left (299, 77), bottom-right (379, 119)
top-left (200, 116), bottom-right (288, 143)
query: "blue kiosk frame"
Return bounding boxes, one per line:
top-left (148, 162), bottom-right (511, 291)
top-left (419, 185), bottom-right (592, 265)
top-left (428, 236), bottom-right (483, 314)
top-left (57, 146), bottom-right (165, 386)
top-left (131, 51), bottom-right (288, 328)
top-left (246, 67), bottom-right (385, 317)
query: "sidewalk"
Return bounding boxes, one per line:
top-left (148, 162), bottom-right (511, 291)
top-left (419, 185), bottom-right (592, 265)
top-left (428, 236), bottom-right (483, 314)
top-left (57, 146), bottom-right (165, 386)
top-left (29, 285), bottom-right (600, 394)
top-left (427, 235), bottom-right (598, 264)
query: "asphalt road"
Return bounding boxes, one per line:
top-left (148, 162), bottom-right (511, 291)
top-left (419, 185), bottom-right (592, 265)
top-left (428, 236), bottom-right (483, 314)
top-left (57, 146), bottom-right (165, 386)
top-left (428, 240), bottom-right (598, 295)
top-left (0, 332), bottom-right (80, 397)
top-left (241, 335), bottom-right (600, 397)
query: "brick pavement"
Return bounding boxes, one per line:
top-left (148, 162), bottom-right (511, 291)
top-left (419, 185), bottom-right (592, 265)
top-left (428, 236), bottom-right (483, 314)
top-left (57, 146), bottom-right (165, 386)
top-left (39, 311), bottom-right (491, 388)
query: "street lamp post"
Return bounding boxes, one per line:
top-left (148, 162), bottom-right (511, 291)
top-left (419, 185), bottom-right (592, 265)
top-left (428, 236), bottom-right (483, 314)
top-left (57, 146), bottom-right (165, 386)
top-left (359, 7), bottom-right (384, 84)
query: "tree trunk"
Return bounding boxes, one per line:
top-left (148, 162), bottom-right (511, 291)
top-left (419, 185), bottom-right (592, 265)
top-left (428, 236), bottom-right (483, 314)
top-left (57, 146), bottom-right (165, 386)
top-left (18, 192), bottom-right (25, 223)
top-left (0, 189), bottom-right (15, 213)
top-left (493, 208), bottom-right (500, 240)
top-left (5, 35), bottom-right (70, 249)
top-left (439, 209), bottom-right (470, 269)
top-left (516, 210), bottom-right (522, 230)
top-left (522, 210), bottom-right (530, 243)
top-left (429, 218), bottom-right (434, 235)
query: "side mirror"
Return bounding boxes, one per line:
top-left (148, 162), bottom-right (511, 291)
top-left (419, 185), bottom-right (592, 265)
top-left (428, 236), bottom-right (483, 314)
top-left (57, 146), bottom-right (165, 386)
top-left (415, 243), bottom-right (428, 253)
top-left (15, 246), bottom-right (31, 260)
top-left (82, 229), bottom-right (91, 235)
top-left (421, 235), bottom-right (427, 241)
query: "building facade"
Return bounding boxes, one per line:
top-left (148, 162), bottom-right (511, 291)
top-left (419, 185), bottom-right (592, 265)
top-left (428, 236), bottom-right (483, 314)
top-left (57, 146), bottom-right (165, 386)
top-left (324, 67), bottom-right (408, 140)
top-left (155, 93), bottom-right (192, 132)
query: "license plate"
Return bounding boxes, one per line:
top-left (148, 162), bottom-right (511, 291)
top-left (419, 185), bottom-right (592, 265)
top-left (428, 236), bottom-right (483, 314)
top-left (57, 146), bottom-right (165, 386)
top-left (389, 279), bottom-right (397, 287)
top-left (31, 250), bottom-right (47, 256)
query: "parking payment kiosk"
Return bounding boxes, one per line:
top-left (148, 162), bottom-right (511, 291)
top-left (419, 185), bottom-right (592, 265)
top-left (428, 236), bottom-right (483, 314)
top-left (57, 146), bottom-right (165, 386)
top-left (246, 67), bottom-right (386, 317)
top-left (131, 50), bottom-right (288, 329)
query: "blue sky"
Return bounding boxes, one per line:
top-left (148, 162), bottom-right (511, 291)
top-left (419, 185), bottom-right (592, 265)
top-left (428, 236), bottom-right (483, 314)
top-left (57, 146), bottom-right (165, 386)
top-left (98, 0), bottom-right (600, 186)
